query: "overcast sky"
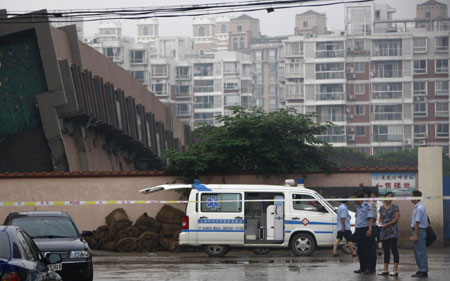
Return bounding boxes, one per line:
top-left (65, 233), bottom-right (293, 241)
top-left (3, 0), bottom-right (443, 39)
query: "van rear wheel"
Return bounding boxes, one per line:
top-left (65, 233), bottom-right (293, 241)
top-left (290, 233), bottom-right (316, 256)
top-left (204, 245), bottom-right (229, 257)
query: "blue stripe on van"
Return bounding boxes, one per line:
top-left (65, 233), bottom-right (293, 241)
top-left (285, 220), bottom-right (336, 226)
top-left (198, 219), bottom-right (245, 224)
top-left (182, 229), bottom-right (244, 233)
top-left (284, 230), bottom-right (333, 234)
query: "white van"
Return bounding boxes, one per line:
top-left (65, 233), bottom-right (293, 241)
top-left (140, 179), bottom-right (355, 257)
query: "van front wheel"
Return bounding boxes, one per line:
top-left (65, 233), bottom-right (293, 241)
top-left (290, 233), bottom-right (316, 256)
top-left (204, 245), bottom-right (229, 257)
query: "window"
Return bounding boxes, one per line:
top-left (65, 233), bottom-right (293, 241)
top-left (194, 63), bottom-right (214, 76)
top-left (436, 124), bottom-right (449, 138)
top-left (131, 71), bottom-right (147, 84)
top-left (237, 25), bottom-right (242, 32)
top-left (355, 83), bottom-right (365, 94)
top-left (356, 126), bottom-right (365, 136)
top-left (436, 59), bottom-right (449, 74)
top-left (355, 105), bottom-right (365, 115)
top-left (193, 80), bottom-right (214, 93)
top-left (315, 63), bottom-right (345, 79)
top-left (233, 38), bottom-right (238, 49)
top-left (198, 26), bottom-right (205, 37)
top-left (435, 102), bottom-right (449, 117)
top-left (414, 103), bottom-right (427, 117)
top-left (269, 98), bottom-right (277, 111)
top-left (255, 87), bottom-right (264, 97)
top-left (130, 50), bottom-right (145, 64)
top-left (316, 84), bottom-right (344, 101)
top-left (414, 60), bottom-right (427, 74)
top-left (241, 80), bottom-right (252, 93)
top-left (414, 81), bottom-right (427, 96)
top-left (201, 193), bottom-right (242, 212)
top-left (176, 84), bottom-right (190, 97)
top-left (303, 21), bottom-right (308, 27)
top-left (143, 26), bottom-right (149, 36)
top-left (269, 63), bottom-right (277, 73)
top-left (268, 50), bottom-right (277, 60)
top-left (176, 66), bottom-right (190, 79)
top-left (316, 41), bottom-right (345, 58)
top-left (199, 50), bottom-right (204, 55)
top-left (269, 86), bottom-right (277, 97)
top-left (354, 62), bottom-right (365, 73)
top-left (292, 194), bottom-right (325, 212)
top-left (269, 74), bottom-right (277, 85)
top-left (425, 12), bottom-right (431, 18)
top-left (239, 37), bottom-right (244, 49)
top-left (372, 125), bottom-right (403, 142)
top-left (373, 39), bottom-right (401, 56)
top-left (375, 10), bottom-right (380, 20)
top-left (371, 104), bottom-right (402, 121)
top-left (151, 64), bottom-right (168, 77)
top-left (255, 63), bottom-right (262, 73)
top-left (254, 50), bottom-right (263, 61)
top-left (413, 37), bottom-right (427, 53)
top-left (221, 24), bottom-right (227, 33)
top-left (151, 83), bottom-right (167, 95)
top-left (414, 124), bottom-right (427, 138)
top-left (435, 81), bottom-right (449, 96)
top-left (435, 37), bottom-right (449, 52)
top-left (224, 95), bottom-right (240, 106)
top-left (255, 74), bottom-right (264, 85)
top-left (194, 96), bottom-right (215, 109)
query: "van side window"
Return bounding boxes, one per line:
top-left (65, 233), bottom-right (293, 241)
top-left (201, 193), bottom-right (242, 212)
top-left (292, 194), bottom-right (322, 212)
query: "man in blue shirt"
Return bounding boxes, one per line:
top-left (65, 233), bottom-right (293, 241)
top-left (410, 190), bottom-right (429, 278)
top-left (332, 198), bottom-right (356, 256)
top-left (353, 191), bottom-right (377, 274)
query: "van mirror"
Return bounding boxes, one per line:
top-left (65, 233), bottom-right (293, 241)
top-left (318, 205), bottom-right (328, 213)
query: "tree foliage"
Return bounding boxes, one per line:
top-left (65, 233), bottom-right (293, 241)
top-left (165, 107), bottom-right (335, 182)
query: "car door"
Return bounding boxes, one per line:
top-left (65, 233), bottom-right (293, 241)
top-left (197, 192), bottom-right (244, 245)
top-left (288, 193), bottom-right (334, 246)
top-left (16, 230), bottom-right (47, 280)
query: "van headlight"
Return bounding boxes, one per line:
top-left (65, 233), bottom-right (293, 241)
top-left (70, 250), bottom-right (90, 259)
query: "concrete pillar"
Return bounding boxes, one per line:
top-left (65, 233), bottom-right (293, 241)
top-left (418, 146), bottom-right (444, 245)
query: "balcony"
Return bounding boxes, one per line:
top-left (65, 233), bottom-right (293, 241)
top-left (372, 47), bottom-right (402, 57)
top-left (372, 90), bottom-right (402, 99)
top-left (371, 113), bottom-right (402, 121)
top-left (372, 134), bottom-right (403, 142)
top-left (316, 92), bottom-right (345, 101)
top-left (193, 86), bottom-right (214, 93)
top-left (373, 69), bottom-right (402, 79)
top-left (319, 114), bottom-right (345, 122)
top-left (317, 135), bottom-right (346, 143)
top-left (315, 50), bottom-right (345, 59)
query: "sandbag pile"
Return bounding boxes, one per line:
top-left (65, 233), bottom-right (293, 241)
top-left (83, 205), bottom-right (184, 252)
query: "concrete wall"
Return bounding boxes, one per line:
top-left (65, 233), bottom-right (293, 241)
top-left (0, 175), bottom-right (181, 231)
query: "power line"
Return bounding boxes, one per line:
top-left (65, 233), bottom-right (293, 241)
top-left (1, 0), bottom-right (374, 24)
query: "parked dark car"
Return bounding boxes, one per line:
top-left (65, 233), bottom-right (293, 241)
top-left (4, 212), bottom-right (93, 281)
top-left (0, 225), bottom-right (62, 281)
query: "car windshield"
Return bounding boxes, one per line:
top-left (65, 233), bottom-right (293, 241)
top-left (10, 218), bottom-right (78, 239)
top-left (0, 232), bottom-right (11, 259)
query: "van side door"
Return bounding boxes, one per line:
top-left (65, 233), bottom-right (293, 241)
top-left (197, 192), bottom-right (244, 245)
top-left (288, 193), bottom-right (335, 246)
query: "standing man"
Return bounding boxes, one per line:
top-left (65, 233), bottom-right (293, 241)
top-left (332, 198), bottom-right (357, 257)
top-left (410, 190), bottom-right (429, 278)
top-left (353, 191), bottom-right (376, 274)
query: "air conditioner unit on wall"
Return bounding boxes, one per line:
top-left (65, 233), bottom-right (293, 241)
top-left (404, 139), bottom-right (412, 145)
top-left (349, 95), bottom-right (356, 101)
top-left (347, 135), bottom-right (355, 141)
top-left (418, 140), bottom-right (427, 146)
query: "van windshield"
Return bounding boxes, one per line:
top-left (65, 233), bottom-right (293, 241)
top-left (315, 193), bottom-right (335, 211)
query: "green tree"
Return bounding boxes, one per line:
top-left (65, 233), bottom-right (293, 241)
top-left (165, 107), bottom-right (335, 182)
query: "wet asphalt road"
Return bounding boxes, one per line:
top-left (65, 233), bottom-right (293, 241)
top-left (92, 248), bottom-right (450, 281)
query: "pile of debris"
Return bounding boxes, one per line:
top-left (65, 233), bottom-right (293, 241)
top-left (83, 205), bottom-right (184, 252)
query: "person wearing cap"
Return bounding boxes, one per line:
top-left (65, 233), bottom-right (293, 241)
top-left (332, 197), bottom-right (356, 257)
top-left (353, 191), bottom-right (376, 275)
top-left (410, 190), bottom-right (429, 278)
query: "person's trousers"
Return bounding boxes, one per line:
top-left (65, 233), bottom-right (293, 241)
top-left (413, 228), bottom-right (428, 272)
top-left (382, 238), bottom-right (399, 264)
top-left (355, 227), bottom-right (377, 272)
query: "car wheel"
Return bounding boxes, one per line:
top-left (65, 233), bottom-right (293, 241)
top-left (204, 245), bottom-right (229, 257)
top-left (252, 248), bottom-right (270, 255)
top-left (340, 243), bottom-right (357, 255)
top-left (290, 233), bottom-right (316, 256)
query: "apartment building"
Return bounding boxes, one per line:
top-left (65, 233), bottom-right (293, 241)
top-left (278, 1), bottom-right (449, 155)
top-left (294, 10), bottom-right (328, 36)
